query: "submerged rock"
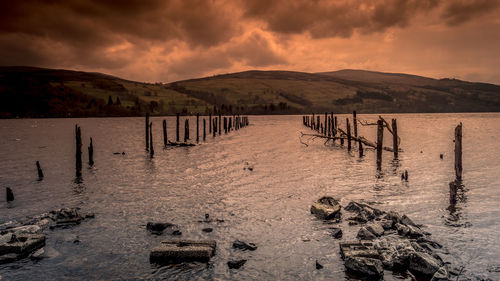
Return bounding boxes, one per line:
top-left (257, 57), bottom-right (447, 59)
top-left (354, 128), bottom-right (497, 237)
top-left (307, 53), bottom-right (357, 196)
top-left (150, 239), bottom-right (216, 264)
top-left (409, 252), bottom-right (441, 276)
top-left (146, 222), bottom-right (180, 235)
top-left (345, 256), bottom-right (384, 277)
top-left (330, 227), bottom-right (343, 239)
top-left (228, 259), bottom-right (247, 269)
top-left (316, 260), bottom-right (323, 269)
top-left (233, 240), bottom-right (257, 251)
top-left (310, 196), bottom-right (341, 220)
top-left (0, 233), bottom-right (46, 262)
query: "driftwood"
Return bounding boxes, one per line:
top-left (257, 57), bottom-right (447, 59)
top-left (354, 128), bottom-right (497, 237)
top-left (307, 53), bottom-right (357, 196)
top-left (300, 132), bottom-right (395, 152)
top-left (358, 116), bottom-right (401, 145)
top-left (165, 141), bottom-right (196, 147)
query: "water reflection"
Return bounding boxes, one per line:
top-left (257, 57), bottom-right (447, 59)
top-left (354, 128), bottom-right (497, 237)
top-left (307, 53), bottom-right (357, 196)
top-left (445, 180), bottom-right (470, 227)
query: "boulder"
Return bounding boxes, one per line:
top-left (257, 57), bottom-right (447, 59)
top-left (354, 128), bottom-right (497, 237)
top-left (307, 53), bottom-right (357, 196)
top-left (392, 240), bottom-right (416, 270)
top-left (366, 223), bottom-right (384, 237)
top-left (310, 197), bottom-right (341, 220)
top-left (357, 227), bottom-right (376, 240)
top-left (150, 239), bottom-right (216, 264)
top-left (345, 256), bottom-right (384, 277)
top-left (409, 252), bottom-right (440, 276)
top-left (233, 240), bottom-right (257, 251)
top-left (228, 259), bottom-right (247, 269)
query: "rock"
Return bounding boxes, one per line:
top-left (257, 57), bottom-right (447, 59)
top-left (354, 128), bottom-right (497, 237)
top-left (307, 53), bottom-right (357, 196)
top-left (380, 219), bottom-right (394, 230)
top-left (85, 213), bottom-right (95, 219)
top-left (233, 240), bottom-right (257, 251)
top-left (36, 219), bottom-right (52, 230)
top-left (384, 211), bottom-right (402, 224)
top-left (0, 253), bottom-right (18, 264)
top-left (202, 228), bottom-right (213, 233)
top-left (405, 225), bottom-right (424, 238)
top-left (228, 259), bottom-right (247, 269)
top-left (146, 222), bottom-right (179, 235)
top-left (30, 248), bottom-right (45, 260)
top-left (396, 223), bottom-right (410, 236)
top-left (316, 260), bottom-right (323, 269)
top-left (10, 225), bottom-right (42, 235)
top-left (0, 234), bottom-right (46, 258)
top-left (400, 215), bottom-right (417, 227)
top-left (6, 187), bottom-right (14, 202)
top-left (50, 208), bottom-right (83, 227)
top-left (344, 256), bottom-right (384, 277)
top-left (431, 266), bottom-right (449, 281)
top-left (340, 241), bottom-right (380, 259)
top-left (330, 228), bottom-right (343, 239)
top-left (171, 230), bottom-right (182, 236)
top-left (345, 201), bottom-right (385, 221)
top-left (409, 252), bottom-right (440, 276)
top-left (150, 239), bottom-right (216, 264)
top-left (417, 237), bottom-right (442, 249)
top-left (310, 196), bottom-right (341, 220)
top-left (366, 223), bottom-right (384, 237)
top-left (347, 214), bottom-right (368, 223)
top-left (357, 227), bottom-right (376, 240)
top-left (392, 240), bottom-right (416, 270)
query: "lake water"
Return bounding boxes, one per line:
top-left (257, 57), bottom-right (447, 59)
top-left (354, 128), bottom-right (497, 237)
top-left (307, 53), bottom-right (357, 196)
top-left (0, 114), bottom-right (499, 280)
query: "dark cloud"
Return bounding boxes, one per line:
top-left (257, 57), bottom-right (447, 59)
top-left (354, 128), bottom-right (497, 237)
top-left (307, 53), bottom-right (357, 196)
top-left (441, 0), bottom-right (500, 25)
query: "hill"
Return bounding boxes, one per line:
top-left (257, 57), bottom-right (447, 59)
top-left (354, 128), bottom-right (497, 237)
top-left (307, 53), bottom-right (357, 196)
top-left (1, 66), bottom-right (499, 118)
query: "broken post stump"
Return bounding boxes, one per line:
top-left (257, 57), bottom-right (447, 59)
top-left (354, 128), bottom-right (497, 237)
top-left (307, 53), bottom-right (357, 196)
top-left (196, 114), bottom-right (199, 143)
top-left (88, 138), bottom-right (94, 166)
top-left (347, 118), bottom-right (352, 151)
top-left (145, 113), bottom-right (150, 151)
top-left (359, 139), bottom-right (363, 157)
top-left (149, 122), bottom-right (154, 157)
top-left (163, 120), bottom-right (167, 147)
top-left (455, 123), bottom-right (463, 180)
top-left (203, 119), bottom-right (206, 141)
top-left (392, 119), bottom-right (398, 159)
top-left (376, 120), bottom-right (384, 170)
top-left (324, 112), bottom-right (327, 136)
top-left (353, 111), bottom-right (358, 138)
top-left (213, 118), bottom-right (217, 137)
top-left (219, 114), bottom-right (222, 135)
top-left (224, 117), bottom-right (227, 134)
top-left (209, 113), bottom-right (212, 133)
top-left (6, 187), bottom-right (14, 202)
top-left (449, 181), bottom-right (458, 205)
top-left (176, 113), bottom-right (180, 142)
top-left (75, 125), bottom-right (82, 177)
top-left (150, 239), bottom-right (216, 264)
top-left (36, 161), bottom-right (44, 178)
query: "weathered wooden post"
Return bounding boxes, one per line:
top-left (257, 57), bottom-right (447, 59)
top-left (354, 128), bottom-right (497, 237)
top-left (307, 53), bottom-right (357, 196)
top-left (449, 181), bottom-right (457, 205)
top-left (176, 113), bottom-right (180, 142)
top-left (75, 125), bottom-right (82, 177)
top-left (224, 117), bottom-right (227, 134)
top-left (203, 118), bottom-right (206, 141)
top-left (213, 118), bottom-right (217, 137)
top-left (36, 161), bottom-right (44, 178)
top-left (163, 120), bottom-right (167, 146)
top-left (376, 119), bottom-right (384, 170)
top-left (229, 117), bottom-right (232, 131)
top-left (6, 187), bottom-right (14, 202)
top-left (312, 113), bottom-right (315, 129)
top-left (145, 113), bottom-right (150, 151)
top-left (209, 113), bottom-right (212, 133)
top-left (346, 118), bottom-right (351, 151)
top-left (88, 138), bottom-right (94, 166)
top-left (392, 119), bottom-right (398, 159)
top-left (358, 139), bottom-right (363, 157)
top-left (316, 116), bottom-right (320, 132)
top-left (324, 112), bottom-right (327, 136)
top-left (184, 119), bottom-right (189, 142)
top-left (219, 114), bottom-right (222, 135)
top-left (149, 122), bottom-right (154, 157)
top-left (353, 111), bottom-right (358, 138)
top-left (320, 123), bottom-right (323, 135)
top-left (455, 123), bottom-right (463, 180)
top-left (196, 113), bottom-right (200, 143)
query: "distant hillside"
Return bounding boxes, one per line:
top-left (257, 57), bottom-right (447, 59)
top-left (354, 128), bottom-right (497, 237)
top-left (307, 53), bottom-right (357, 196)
top-left (1, 66), bottom-right (499, 118)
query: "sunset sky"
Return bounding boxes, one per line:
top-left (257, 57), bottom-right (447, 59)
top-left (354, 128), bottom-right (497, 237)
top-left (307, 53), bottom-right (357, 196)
top-left (1, 0), bottom-right (499, 84)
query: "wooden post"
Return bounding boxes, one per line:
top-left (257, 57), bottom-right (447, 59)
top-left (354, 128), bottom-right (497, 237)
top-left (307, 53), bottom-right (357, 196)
top-left (324, 112), bottom-right (327, 136)
top-left (203, 118), bottom-right (206, 141)
top-left (376, 119), bottom-right (383, 170)
top-left (88, 138), bottom-right (94, 166)
top-left (75, 125), bottom-right (82, 177)
top-left (219, 114), bottom-right (222, 135)
top-left (184, 119), bottom-right (189, 142)
top-left (176, 113), bottom-right (180, 142)
top-left (320, 123), bottom-right (323, 135)
top-left (163, 120), bottom-right (167, 146)
top-left (209, 113), bottom-right (212, 133)
top-left (455, 123), bottom-right (463, 180)
top-left (449, 181), bottom-right (457, 205)
top-left (229, 117), bottom-right (232, 131)
top-left (353, 111), bottom-right (358, 138)
top-left (213, 117), bottom-right (217, 137)
top-left (358, 139), bottom-right (363, 157)
top-left (145, 113), bottom-right (149, 151)
top-left (6, 187), bottom-right (14, 202)
top-left (392, 119), bottom-right (398, 159)
top-left (224, 117), bottom-right (227, 134)
top-left (346, 118), bottom-right (351, 151)
top-left (312, 113), bottom-right (315, 129)
top-left (149, 122), bottom-right (154, 157)
top-left (316, 116), bottom-right (320, 132)
top-left (196, 113), bottom-right (200, 143)
top-left (36, 161), bottom-right (44, 178)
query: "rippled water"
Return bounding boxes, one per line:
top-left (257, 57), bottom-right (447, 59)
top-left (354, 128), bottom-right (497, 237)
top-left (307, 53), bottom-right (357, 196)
top-left (0, 114), bottom-right (499, 280)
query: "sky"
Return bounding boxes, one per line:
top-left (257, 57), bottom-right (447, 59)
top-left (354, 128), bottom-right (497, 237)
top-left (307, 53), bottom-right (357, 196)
top-left (1, 0), bottom-right (500, 84)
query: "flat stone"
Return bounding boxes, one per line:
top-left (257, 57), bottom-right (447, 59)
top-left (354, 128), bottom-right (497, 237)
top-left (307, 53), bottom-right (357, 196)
top-left (233, 240), bottom-right (257, 251)
top-left (0, 234), bottom-right (46, 257)
top-left (228, 259), bottom-right (247, 269)
top-left (340, 241), bottom-right (380, 259)
top-left (409, 252), bottom-right (440, 276)
top-left (357, 227), bottom-right (376, 240)
top-left (150, 239), bottom-right (216, 264)
top-left (30, 248), bottom-right (45, 260)
top-left (345, 256), bottom-right (384, 277)
top-left (310, 196), bottom-right (341, 220)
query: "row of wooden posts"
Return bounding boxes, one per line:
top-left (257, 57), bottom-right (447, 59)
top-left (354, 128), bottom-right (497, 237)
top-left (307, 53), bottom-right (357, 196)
top-left (145, 113), bottom-right (249, 157)
top-left (302, 111), bottom-right (399, 170)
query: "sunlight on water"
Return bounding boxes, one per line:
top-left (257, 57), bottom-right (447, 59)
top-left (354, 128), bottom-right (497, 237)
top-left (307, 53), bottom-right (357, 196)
top-left (1, 113), bottom-right (499, 280)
